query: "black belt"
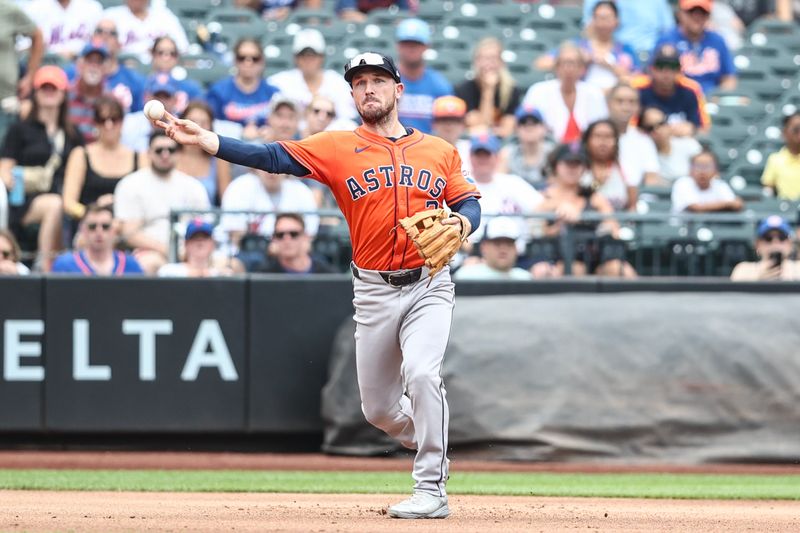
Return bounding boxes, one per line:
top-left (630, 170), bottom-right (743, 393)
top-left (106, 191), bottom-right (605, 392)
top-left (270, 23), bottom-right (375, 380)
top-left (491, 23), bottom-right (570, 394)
top-left (351, 264), bottom-right (423, 287)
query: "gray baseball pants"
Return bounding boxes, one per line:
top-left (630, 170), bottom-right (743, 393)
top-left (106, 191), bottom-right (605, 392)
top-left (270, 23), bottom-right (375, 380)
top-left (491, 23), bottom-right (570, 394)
top-left (351, 263), bottom-right (453, 497)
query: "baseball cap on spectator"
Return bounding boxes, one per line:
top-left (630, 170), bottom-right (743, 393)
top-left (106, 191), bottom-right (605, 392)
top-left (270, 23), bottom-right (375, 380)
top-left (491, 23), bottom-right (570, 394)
top-left (269, 95), bottom-right (298, 114)
top-left (432, 96), bottom-right (467, 119)
top-left (651, 44), bottom-right (681, 69)
top-left (33, 65), bottom-right (69, 91)
top-left (81, 41), bottom-right (109, 59)
top-left (515, 104), bottom-right (544, 124)
top-left (344, 51), bottom-right (401, 83)
top-left (185, 219), bottom-right (214, 240)
top-left (551, 142), bottom-right (589, 165)
top-left (470, 133), bottom-right (501, 154)
top-left (757, 215), bottom-right (792, 239)
top-left (484, 216), bottom-right (521, 241)
top-left (293, 28), bottom-right (326, 55)
top-left (145, 73), bottom-right (177, 96)
top-left (679, 0), bottom-right (712, 12)
top-left (396, 18), bottom-right (431, 45)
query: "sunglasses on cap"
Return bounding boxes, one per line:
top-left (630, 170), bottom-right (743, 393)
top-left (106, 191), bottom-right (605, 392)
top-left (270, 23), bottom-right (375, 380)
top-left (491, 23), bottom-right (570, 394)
top-left (346, 52), bottom-right (387, 69)
top-left (274, 230), bottom-right (301, 240)
top-left (86, 222), bottom-right (112, 231)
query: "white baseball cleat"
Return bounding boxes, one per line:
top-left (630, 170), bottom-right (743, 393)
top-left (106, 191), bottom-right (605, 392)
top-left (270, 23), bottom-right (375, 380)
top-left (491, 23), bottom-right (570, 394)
top-left (387, 491), bottom-right (449, 519)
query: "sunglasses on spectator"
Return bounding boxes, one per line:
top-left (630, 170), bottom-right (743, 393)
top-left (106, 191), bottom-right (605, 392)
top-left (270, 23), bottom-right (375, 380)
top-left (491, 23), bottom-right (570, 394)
top-left (0, 249), bottom-right (12, 260)
top-left (236, 54), bottom-right (263, 63)
top-left (762, 233), bottom-right (788, 243)
top-left (155, 49), bottom-right (178, 57)
top-left (94, 27), bottom-right (118, 37)
top-left (654, 61), bottom-right (681, 71)
top-left (153, 146), bottom-right (178, 155)
top-left (274, 230), bottom-right (301, 240)
top-left (95, 115), bottom-right (123, 124)
top-left (691, 162), bottom-right (716, 172)
top-left (790, 125), bottom-right (800, 135)
top-left (86, 222), bottom-right (112, 231)
top-left (311, 107), bottom-right (335, 118)
top-left (641, 120), bottom-right (668, 133)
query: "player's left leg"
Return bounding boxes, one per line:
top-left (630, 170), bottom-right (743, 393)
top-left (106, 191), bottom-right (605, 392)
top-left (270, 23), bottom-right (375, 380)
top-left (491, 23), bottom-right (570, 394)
top-left (388, 267), bottom-right (454, 519)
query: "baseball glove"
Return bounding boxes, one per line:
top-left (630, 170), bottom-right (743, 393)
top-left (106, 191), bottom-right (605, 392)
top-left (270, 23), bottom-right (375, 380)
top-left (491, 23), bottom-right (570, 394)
top-left (399, 208), bottom-right (470, 281)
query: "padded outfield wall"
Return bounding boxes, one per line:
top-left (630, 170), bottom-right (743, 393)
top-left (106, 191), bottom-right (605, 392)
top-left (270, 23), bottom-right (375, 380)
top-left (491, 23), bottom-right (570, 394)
top-left (1, 276), bottom-right (799, 463)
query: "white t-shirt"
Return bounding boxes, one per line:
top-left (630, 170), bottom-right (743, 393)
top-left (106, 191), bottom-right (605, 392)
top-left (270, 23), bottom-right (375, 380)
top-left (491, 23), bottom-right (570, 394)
top-left (474, 173), bottom-right (543, 242)
top-left (157, 263), bottom-right (226, 277)
top-left (267, 69), bottom-right (358, 122)
top-left (454, 263), bottom-right (531, 281)
top-left (24, 0), bottom-right (103, 57)
top-left (220, 172), bottom-right (319, 237)
top-left (114, 168), bottom-right (210, 246)
top-left (671, 176), bottom-right (736, 213)
top-left (103, 4), bottom-right (189, 62)
top-left (620, 126), bottom-right (659, 187)
top-left (522, 79), bottom-right (609, 142)
top-left (659, 136), bottom-right (702, 183)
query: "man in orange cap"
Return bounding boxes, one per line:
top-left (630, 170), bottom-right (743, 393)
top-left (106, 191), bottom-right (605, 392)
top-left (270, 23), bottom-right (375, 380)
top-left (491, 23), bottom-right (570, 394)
top-left (653, 0), bottom-right (737, 94)
top-left (430, 95), bottom-right (471, 173)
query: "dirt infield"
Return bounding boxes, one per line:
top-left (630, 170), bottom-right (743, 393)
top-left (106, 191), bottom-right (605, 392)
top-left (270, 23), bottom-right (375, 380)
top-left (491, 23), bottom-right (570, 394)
top-left (1, 452), bottom-right (800, 532)
top-left (3, 491), bottom-right (800, 532)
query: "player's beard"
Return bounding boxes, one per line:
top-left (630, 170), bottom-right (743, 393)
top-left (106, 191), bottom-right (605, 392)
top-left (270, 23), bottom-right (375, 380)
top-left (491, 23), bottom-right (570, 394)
top-left (357, 97), bottom-right (396, 128)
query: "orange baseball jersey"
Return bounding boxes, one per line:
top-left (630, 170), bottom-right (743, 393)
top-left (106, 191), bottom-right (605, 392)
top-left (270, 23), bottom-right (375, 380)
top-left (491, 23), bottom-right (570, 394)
top-left (280, 126), bottom-right (480, 271)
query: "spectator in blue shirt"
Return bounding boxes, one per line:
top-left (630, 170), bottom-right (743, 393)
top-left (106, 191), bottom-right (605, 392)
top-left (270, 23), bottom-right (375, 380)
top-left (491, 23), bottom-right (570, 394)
top-left (654, 0), bottom-right (736, 95)
top-left (631, 45), bottom-right (710, 137)
top-left (91, 18), bottom-right (145, 113)
top-left (206, 38), bottom-right (280, 139)
top-left (395, 18), bottom-right (453, 134)
top-left (147, 36), bottom-right (204, 114)
top-left (583, 0), bottom-right (675, 54)
top-left (51, 203), bottom-right (143, 276)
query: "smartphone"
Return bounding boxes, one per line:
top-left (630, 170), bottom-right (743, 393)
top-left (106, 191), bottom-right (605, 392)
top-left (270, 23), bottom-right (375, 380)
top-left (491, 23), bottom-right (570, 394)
top-left (769, 251), bottom-right (783, 268)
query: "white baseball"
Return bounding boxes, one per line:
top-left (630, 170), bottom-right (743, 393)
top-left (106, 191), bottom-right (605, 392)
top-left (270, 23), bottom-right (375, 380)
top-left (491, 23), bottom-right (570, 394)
top-left (144, 100), bottom-right (165, 121)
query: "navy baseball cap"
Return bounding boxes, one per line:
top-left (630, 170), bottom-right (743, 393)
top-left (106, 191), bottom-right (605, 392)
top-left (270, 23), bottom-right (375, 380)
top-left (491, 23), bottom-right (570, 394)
top-left (470, 133), bottom-right (501, 154)
top-left (343, 51), bottom-right (401, 84)
top-left (185, 219), bottom-right (214, 240)
top-left (515, 104), bottom-right (544, 123)
top-left (81, 41), bottom-right (109, 59)
top-left (551, 142), bottom-right (589, 165)
top-left (396, 18), bottom-right (431, 45)
top-left (651, 44), bottom-right (681, 69)
top-left (757, 215), bottom-right (792, 239)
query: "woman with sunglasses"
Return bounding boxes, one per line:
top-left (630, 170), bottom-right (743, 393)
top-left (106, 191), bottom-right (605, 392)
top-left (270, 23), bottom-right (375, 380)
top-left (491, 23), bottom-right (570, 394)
top-left (206, 38), bottom-right (280, 141)
top-left (175, 101), bottom-right (232, 206)
top-left (147, 36), bottom-right (202, 114)
top-left (639, 106), bottom-right (701, 184)
top-left (0, 229), bottom-right (30, 275)
top-left (62, 96), bottom-right (145, 223)
top-left (0, 66), bottom-right (83, 272)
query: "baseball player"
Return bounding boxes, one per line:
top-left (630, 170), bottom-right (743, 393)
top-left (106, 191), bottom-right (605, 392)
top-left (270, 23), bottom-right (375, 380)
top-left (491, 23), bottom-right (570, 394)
top-left (152, 52), bottom-right (481, 519)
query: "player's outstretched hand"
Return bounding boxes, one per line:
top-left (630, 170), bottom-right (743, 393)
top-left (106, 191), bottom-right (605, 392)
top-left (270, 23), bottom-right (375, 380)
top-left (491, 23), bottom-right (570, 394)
top-left (153, 111), bottom-right (220, 154)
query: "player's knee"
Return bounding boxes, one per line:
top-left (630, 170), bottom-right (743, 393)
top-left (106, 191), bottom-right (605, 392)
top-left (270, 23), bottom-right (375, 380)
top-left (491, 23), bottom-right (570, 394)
top-left (361, 402), bottom-right (396, 430)
top-left (403, 367), bottom-right (441, 392)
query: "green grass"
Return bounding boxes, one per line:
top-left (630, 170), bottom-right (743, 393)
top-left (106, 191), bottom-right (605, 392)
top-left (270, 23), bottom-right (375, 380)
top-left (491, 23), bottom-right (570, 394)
top-left (0, 470), bottom-right (798, 500)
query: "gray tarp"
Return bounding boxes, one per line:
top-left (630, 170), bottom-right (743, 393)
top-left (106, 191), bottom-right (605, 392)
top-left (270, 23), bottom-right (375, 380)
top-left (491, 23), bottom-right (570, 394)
top-left (321, 293), bottom-right (800, 462)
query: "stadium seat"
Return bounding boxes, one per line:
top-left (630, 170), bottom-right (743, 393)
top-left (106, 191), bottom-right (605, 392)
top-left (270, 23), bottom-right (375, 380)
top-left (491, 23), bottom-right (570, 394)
top-left (180, 53), bottom-right (232, 88)
top-left (286, 9), bottom-right (335, 27)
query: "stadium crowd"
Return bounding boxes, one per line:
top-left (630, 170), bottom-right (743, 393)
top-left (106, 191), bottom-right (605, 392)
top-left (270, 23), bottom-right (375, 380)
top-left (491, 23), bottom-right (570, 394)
top-left (0, 0), bottom-right (798, 280)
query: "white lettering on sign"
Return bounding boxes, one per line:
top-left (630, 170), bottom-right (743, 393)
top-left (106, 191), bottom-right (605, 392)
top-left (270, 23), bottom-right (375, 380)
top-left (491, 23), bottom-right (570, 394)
top-left (3, 320), bottom-right (45, 381)
top-left (122, 320), bottom-right (173, 381)
top-left (181, 320), bottom-right (238, 381)
top-left (73, 319), bottom-right (112, 381)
